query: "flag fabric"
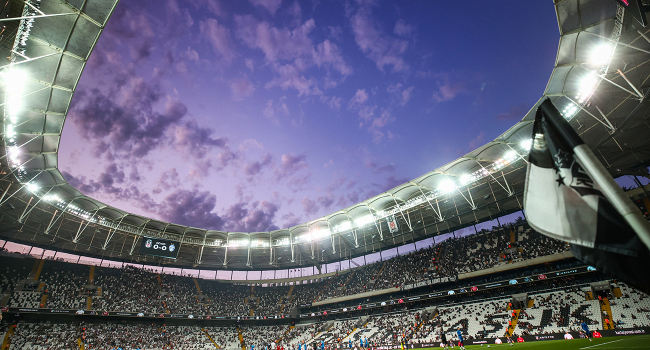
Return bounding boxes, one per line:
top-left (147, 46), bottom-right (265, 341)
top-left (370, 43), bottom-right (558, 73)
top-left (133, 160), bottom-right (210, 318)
top-left (386, 215), bottom-right (399, 233)
top-left (524, 99), bottom-right (650, 293)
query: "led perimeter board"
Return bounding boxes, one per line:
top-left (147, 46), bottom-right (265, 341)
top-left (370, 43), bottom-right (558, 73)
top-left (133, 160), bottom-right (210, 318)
top-left (139, 237), bottom-right (180, 259)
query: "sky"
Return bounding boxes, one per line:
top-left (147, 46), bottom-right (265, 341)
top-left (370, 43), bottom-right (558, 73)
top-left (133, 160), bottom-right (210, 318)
top-left (58, 0), bottom-right (560, 233)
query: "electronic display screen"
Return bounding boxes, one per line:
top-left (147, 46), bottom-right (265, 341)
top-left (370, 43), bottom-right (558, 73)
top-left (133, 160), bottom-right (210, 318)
top-left (139, 236), bottom-right (180, 259)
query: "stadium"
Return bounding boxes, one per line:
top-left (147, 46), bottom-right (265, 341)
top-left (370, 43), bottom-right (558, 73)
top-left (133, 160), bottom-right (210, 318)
top-left (0, 0), bottom-right (650, 349)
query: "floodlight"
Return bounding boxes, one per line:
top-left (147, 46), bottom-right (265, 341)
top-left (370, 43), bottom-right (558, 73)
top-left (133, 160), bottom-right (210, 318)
top-left (354, 215), bottom-right (374, 227)
top-left (26, 182), bottom-right (39, 193)
top-left (576, 72), bottom-right (597, 103)
top-left (8, 146), bottom-right (20, 163)
top-left (6, 98), bottom-right (22, 116)
top-left (438, 179), bottom-right (456, 194)
top-left (503, 150), bottom-right (518, 161)
top-left (44, 194), bottom-right (60, 202)
top-left (520, 139), bottom-right (532, 151)
top-left (337, 221), bottom-right (351, 231)
top-left (590, 43), bottom-right (614, 66)
top-left (1, 68), bottom-right (27, 91)
top-left (562, 103), bottom-right (578, 119)
top-left (459, 174), bottom-right (473, 186)
top-left (5, 124), bottom-right (15, 138)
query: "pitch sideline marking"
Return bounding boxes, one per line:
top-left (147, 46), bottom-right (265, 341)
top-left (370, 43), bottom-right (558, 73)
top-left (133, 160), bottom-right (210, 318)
top-left (580, 339), bottom-right (625, 349)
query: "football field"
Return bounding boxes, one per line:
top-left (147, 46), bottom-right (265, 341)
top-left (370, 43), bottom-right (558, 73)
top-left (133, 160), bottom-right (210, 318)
top-left (420, 335), bottom-right (650, 350)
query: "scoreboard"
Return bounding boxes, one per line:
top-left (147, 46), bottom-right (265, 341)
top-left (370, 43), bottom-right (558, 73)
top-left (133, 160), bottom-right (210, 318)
top-left (139, 236), bottom-right (180, 259)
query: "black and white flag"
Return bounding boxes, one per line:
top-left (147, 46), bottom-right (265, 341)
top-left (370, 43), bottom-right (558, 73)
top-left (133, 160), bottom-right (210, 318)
top-left (386, 215), bottom-right (399, 234)
top-left (524, 99), bottom-right (650, 293)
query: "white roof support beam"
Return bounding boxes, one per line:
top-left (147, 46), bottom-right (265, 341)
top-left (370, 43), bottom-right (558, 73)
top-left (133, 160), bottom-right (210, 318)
top-left (223, 236), bottom-right (229, 267)
top-left (564, 94), bottom-right (617, 133)
top-left (341, 210), bottom-right (359, 248)
top-left (474, 159), bottom-right (511, 195)
top-left (19, 185), bottom-right (55, 223)
top-left (289, 228), bottom-right (295, 262)
top-left (129, 220), bottom-right (150, 255)
top-left (102, 215), bottom-right (126, 250)
top-left (73, 208), bottom-right (100, 243)
top-left (269, 234), bottom-right (273, 265)
top-left (366, 205), bottom-right (383, 241)
top-left (389, 194), bottom-right (413, 232)
top-left (416, 186), bottom-right (444, 222)
top-left (196, 233), bottom-right (207, 265)
top-left (325, 219), bottom-right (336, 254)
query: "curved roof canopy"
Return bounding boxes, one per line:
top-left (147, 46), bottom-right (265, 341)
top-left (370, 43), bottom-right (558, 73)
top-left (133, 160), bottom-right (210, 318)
top-left (1, 0), bottom-right (649, 270)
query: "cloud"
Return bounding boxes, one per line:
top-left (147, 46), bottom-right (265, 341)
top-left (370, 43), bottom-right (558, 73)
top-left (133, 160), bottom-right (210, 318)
top-left (223, 200), bottom-right (280, 232)
top-left (394, 19), bottom-right (413, 36)
top-left (158, 189), bottom-right (225, 229)
top-left (351, 88), bottom-right (369, 105)
top-left (199, 18), bottom-right (236, 63)
top-left (302, 196), bottom-right (318, 215)
top-left (281, 212), bottom-right (302, 228)
top-left (279, 153), bottom-right (308, 175)
top-left (249, 0), bottom-right (283, 16)
top-left (154, 168), bottom-right (181, 194)
top-left (432, 76), bottom-right (466, 102)
top-left (387, 83), bottom-right (415, 106)
top-left (236, 15), bottom-right (315, 62)
top-left (497, 102), bottom-right (529, 121)
top-left (313, 40), bottom-right (353, 76)
top-left (349, 3), bottom-right (409, 72)
top-left (262, 99), bottom-right (280, 125)
top-left (265, 63), bottom-right (322, 96)
top-left (231, 76), bottom-right (256, 101)
top-left (235, 15), bottom-right (349, 96)
top-left (172, 119), bottom-right (227, 158)
top-left (468, 131), bottom-right (486, 150)
top-left (69, 79), bottom-right (187, 158)
top-left (244, 152), bottom-right (274, 178)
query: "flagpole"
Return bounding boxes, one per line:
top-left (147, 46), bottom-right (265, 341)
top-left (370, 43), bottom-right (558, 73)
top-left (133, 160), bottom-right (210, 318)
top-left (539, 99), bottom-right (650, 251)
top-left (573, 145), bottom-right (650, 251)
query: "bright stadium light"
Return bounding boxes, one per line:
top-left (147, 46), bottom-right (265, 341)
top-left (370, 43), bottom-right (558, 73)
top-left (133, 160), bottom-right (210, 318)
top-left (459, 174), bottom-right (473, 186)
top-left (354, 214), bottom-right (374, 227)
top-left (503, 150), bottom-right (518, 161)
top-left (562, 102), bottom-right (579, 119)
top-left (1, 68), bottom-right (27, 91)
top-left (8, 146), bottom-right (20, 165)
top-left (43, 194), bottom-right (59, 202)
top-left (520, 139), bottom-right (532, 151)
top-left (590, 43), bottom-right (614, 66)
top-left (5, 124), bottom-right (15, 139)
top-left (438, 179), bottom-right (456, 194)
top-left (26, 182), bottom-right (39, 193)
top-left (336, 221), bottom-right (351, 232)
top-left (576, 72), bottom-right (598, 103)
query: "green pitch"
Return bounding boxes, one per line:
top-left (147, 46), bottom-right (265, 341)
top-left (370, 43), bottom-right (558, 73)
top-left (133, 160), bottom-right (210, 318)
top-left (419, 335), bottom-right (650, 350)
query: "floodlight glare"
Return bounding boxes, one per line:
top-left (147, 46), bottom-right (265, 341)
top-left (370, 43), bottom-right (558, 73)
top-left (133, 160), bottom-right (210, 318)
top-left (26, 182), bottom-right (39, 193)
top-left (520, 139), bottom-right (532, 151)
top-left (503, 150), bottom-right (518, 161)
top-left (576, 72), bottom-right (598, 103)
top-left (438, 179), bottom-right (456, 194)
top-left (5, 124), bottom-right (15, 138)
top-left (354, 215), bottom-right (374, 227)
top-left (2, 68), bottom-right (27, 91)
top-left (459, 174), bottom-right (473, 186)
top-left (590, 43), bottom-right (614, 66)
top-left (337, 221), bottom-right (351, 231)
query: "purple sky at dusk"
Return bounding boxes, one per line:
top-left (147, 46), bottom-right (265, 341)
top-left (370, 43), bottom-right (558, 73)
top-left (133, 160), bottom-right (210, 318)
top-left (58, 0), bottom-right (559, 233)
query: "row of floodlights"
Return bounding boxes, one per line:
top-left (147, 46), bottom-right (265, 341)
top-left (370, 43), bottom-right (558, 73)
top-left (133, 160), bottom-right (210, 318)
top-left (18, 139), bottom-right (532, 248)
top-left (563, 43), bottom-right (615, 119)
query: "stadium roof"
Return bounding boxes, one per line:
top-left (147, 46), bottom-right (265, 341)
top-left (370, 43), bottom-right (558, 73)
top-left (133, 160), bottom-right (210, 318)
top-left (1, 0), bottom-right (649, 270)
